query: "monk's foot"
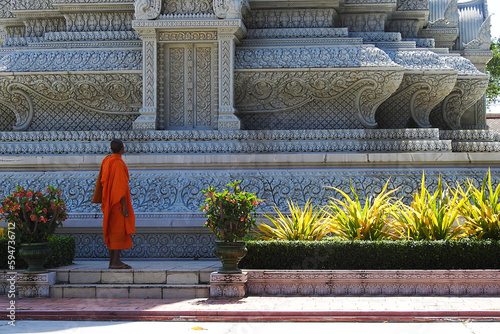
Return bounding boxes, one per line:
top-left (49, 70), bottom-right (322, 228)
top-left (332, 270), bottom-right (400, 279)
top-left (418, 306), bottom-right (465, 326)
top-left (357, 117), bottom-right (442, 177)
top-left (108, 263), bottom-right (132, 269)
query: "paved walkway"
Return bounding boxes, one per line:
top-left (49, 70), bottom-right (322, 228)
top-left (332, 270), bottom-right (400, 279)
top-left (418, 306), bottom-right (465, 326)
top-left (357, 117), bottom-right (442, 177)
top-left (2, 260), bottom-right (500, 322)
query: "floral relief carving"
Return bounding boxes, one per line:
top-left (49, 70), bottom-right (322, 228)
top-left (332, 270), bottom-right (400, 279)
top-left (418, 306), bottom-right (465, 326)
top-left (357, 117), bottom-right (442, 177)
top-left (235, 70), bottom-right (404, 129)
top-left (162, 0), bottom-right (213, 15)
top-left (246, 9), bottom-right (336, 29)
top-left (396, 0), bottom-right (429, 11)
top-left (0, 50), bottom-right (142, 72)
top-left (213, 0), bottom-right (249, 19)
top-left (235, 46), bottom-right (398, 69)
top-left (377, 73), bottom-right (457, 128)
top-left (0, 73), bottom-right (142, 130)
top-left (135, 0), bottom-right (162, 20)
top-left (341, 13), bottom-right (387, 32)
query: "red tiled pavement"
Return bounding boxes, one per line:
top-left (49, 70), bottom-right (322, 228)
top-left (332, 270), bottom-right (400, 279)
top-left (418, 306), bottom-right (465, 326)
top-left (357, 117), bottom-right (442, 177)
top-left (2, 296), bottom-right (500, 322)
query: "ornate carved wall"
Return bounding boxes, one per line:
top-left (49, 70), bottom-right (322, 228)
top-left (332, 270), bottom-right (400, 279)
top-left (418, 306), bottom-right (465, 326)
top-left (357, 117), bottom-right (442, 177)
top-left (0, 0), bottom-right (498, 259)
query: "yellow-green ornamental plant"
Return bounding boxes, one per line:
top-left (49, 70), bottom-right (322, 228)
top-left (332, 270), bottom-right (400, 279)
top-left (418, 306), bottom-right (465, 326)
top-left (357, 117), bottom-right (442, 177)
top-left (454, 170), bottom-right (500, 240)
top-left (390, 174), bottom-right (467, 240)
top-left (254, 200), bottom-right (332, 241)
top-left (325, 180), bottom-right (397, 240)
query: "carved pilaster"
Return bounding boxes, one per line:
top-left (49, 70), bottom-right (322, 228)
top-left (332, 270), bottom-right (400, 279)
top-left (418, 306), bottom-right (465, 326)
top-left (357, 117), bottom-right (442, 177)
top-left (217, 29), bottom-right (241, 129)
top-left (134, 33), bottom-right (157, 130)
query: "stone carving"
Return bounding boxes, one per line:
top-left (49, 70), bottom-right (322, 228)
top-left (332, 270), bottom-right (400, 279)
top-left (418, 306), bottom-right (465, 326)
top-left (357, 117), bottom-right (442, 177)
top-left (135, 0), bottom-right (162, 20)
top-left (349, 32), bottom-right (401, 42)
top-left (0, 1), bottom-right (13, 18)
top-left (10, 0), bottom-right (53, 10)
top-left (431, 78), bottom-right (489, 130)
top-left (385, 50), bottom-right (454, 70)
top-left (246, 270), bottom-right (500, 296)
top-left (213, 0), bottom-right (249, 19)
top-left (0, 50), bottom-right (142, 72)
top-left (246, 9), bottom-right (336, 29)
top-left (376, 73), bottom-right (457, 128)
top-left (159, 31), bottom-right (217, 41)
top-left (439, 55), bottom-right (483, 75)
top-left (397, 0), bottom-right (430, 11)
top-left (248, 28), bottom-right (348, 39)
top-left (0, 168), bottom-right (495, 215)
top-left (235, 69), bottom-right (404, 128)
top-left (0, 74), bottom-right (142, 130)
top-left (428, 0), bottom-right (459, 28)
top-left (45, 31), bottom-right (140, 41)
top-left (65, 12), bottom-right (133, 32)
top-left (235, 46), bottom-right (399, 69)
top-left (388, 19), bottom-right (421, 38)
top-left (463, 15), bottom-right (491, 50)
top-left (162, 0), bottom-right (213, 16)
top-left (342, 13), bottom-right (387, 32)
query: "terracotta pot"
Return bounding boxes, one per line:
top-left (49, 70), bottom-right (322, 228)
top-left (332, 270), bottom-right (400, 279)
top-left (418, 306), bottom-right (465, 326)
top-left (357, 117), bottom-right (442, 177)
top-left (213, 241), bottom-right (247, 274)
top-left (19, 242), bottom-right (51, 274)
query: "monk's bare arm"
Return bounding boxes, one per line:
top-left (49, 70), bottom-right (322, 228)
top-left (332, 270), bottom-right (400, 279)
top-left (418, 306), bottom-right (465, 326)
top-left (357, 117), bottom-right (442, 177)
top-left (121, 197), bottom-right (129, 217)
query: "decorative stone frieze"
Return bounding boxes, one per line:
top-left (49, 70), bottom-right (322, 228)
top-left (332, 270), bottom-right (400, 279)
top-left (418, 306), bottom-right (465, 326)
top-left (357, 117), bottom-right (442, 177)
top-left (210, 272), bottom-right (247, 298)
top-left (161, 0), bottom-right (214, 16)
top-left (341, 13), bottom-right (388, 32)
top-left (247, 28), bottom-right (348, 39)
top-left (235, 69), bottom-right (404, 129)
top-left (245, 270), bottom-right (500, 296)
top-left (0, 50), bottom-right (142, 72)
top-left (245, 9), bottom-right (336, 29)
top-left (235, 46), bottom-right (400, 69)
top-left (0, 73), bottom-right (141, 131)
top-left (396, 0), bottom-right (430, 11)
top-left (0, 272), bottom-right (57, 298)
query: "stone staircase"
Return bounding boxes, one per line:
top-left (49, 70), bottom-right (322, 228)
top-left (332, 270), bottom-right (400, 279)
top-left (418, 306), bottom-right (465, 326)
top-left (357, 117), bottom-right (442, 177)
top-left (49, 260), bottom-right (219, 299)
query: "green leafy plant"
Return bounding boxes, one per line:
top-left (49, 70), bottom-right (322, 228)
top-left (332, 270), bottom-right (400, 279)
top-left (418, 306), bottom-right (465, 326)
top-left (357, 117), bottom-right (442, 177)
top-left (201, 180), bottom-right (262, 242)
top-left (454, 170), bottom-right (500, 240)
top-left (390, 174), bottom-right (467, 240)
top-left (1, 186), bottom-right (68, 244)
top-left (325, 180), bottom-right (398, 240)
top-left (254, 200), bottom-right (332, 241)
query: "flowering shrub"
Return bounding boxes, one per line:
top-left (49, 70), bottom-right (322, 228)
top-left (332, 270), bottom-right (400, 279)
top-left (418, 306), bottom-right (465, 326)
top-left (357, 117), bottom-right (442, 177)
top-left (1, 186), bottom-right (67, 244)
top-left (201, 180), bottom-right (262, 242)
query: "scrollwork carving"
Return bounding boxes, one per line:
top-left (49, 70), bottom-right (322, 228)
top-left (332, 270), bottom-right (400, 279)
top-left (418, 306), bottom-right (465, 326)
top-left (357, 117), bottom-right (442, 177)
top-left (135, 0), bottom-right (162, 20)
top-left (0, 50), bottom-right (142, 72)
top-left (0, 73), bottom-right (142, 131)
top-left (235, 46), bottom-right (398, 69)
top-left (213, 0), bottom-right (249, 19)
top-left (235, 69), bottom-right (404, 129)
top-left (377, 73), bottom-right (457, 128)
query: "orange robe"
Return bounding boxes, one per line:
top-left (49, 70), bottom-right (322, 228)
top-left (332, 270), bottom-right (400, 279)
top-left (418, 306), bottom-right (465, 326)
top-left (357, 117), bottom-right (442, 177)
top-left (93, 154), bottom-right (135, 250)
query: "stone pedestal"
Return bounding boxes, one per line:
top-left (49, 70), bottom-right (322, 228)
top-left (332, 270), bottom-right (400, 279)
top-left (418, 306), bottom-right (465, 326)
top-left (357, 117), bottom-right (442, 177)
top-left (210, 272), bottom-right (247, 298)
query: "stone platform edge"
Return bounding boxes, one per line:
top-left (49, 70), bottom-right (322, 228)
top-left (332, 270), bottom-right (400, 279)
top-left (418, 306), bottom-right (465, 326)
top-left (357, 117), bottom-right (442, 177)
top-left (210, 269), bottom-right (500, 298)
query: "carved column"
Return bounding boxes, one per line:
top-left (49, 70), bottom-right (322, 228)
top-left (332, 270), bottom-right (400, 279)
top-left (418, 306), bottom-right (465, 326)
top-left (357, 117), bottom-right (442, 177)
top-left (217, 28), bottom-right (241, 129)
top-left (133, 31), bottom-right (157, 130)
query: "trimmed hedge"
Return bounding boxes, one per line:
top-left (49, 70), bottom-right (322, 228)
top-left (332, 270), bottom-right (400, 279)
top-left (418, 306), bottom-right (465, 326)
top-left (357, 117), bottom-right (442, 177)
top-left (239, 239), bottom-right (500, 270)
top-left (0, 235), bottom-right (76, 269)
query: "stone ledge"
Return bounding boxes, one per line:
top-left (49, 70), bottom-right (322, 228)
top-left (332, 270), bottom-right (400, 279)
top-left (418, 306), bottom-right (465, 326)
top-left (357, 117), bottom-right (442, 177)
top-left (245, 270), bottom-right (500, 296)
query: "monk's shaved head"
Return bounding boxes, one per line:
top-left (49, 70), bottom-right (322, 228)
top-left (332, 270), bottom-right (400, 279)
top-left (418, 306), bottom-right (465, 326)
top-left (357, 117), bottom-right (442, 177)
top-left (111, 139), bottom-right (124, 154)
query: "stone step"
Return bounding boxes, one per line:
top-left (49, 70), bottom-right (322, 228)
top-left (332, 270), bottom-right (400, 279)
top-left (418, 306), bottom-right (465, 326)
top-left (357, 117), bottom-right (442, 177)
top-left (54, 269), bottom-right (212, 285)
top-left (50, 283), bottom-right (210, 299)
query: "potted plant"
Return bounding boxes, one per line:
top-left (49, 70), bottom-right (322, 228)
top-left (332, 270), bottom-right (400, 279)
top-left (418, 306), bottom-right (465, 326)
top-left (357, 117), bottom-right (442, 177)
top-left (201, 180), bottom-right (262, 273)
top-left (1, 186), bottom-right (67, 273)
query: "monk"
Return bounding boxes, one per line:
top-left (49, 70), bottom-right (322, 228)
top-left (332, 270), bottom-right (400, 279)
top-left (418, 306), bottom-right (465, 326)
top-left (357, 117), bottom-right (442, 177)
top-left (92, 139), bottom-right (135, 269)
